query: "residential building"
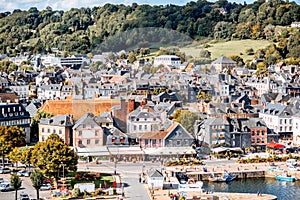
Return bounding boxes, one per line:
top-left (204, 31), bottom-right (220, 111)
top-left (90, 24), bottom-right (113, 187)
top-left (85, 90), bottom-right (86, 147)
top-left (211, 56), bottom-right (236, 73)
top-left (139, 122), bottom-right (194, 148)
top-left (39, 115), bottom-right (74, 145)
top-left (259, 102), bottom-right (293, 142)
top-left (153, 55), bottom-right (181, 67)
top-left (72, 113), bottom-right (106, 148)
top-left (0, 103), bottom-right (31, 143)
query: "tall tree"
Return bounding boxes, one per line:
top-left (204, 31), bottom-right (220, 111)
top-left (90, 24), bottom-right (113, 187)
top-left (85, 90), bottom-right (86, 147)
top-left (0, 126), bottom-right (25, 167)
top-left (11, 173), bottom-right (22, 200)
top-left (30, 170), bottom-right (44, 200)
top-left (31, 134), bottom-right (78, 180)
top-left (173, 110), bottom-right (200, 134)
top-left (8, 147), bottom-right (23, 168)
top-left (20, 148), bottom-right (33, 170)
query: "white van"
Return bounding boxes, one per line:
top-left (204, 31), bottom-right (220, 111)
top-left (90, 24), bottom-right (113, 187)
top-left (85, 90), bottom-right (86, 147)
top-left (286, 159), bottom-right (297, 167)
top-left (0, 182), bottom-right (12, 192)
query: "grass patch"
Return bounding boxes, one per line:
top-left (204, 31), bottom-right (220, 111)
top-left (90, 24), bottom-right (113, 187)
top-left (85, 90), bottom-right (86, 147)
top-left (66, 172), bottom-right (114, 189)
top-left (181, 39), bottom-right (272, 61)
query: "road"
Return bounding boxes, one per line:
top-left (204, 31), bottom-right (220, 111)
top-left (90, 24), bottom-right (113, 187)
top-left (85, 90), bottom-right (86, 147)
top-left (78, 161), bottom-right (160, 200)
top-left (0, 173), bottom-right (51, 200)
top-left (0, 159), bottom-right (235, 200)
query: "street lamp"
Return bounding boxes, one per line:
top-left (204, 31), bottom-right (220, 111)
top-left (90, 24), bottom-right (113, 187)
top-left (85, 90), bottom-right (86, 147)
top-left (61, 162), bottom-right (66, 190)
top-left (114, 156), bottom-right (117, 175)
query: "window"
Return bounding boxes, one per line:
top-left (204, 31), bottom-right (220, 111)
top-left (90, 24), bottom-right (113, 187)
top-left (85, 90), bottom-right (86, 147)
top-left (280, 119), bottom-right (283, 124)
top-left (87, 139), bottom-right (90, 144)
top-left (251, 131), bottom-right (255, 136)
top-left (59, 130), bottom-right (62, 134)
top-left (177, 140), bottom-right (181, 145)
top-left (106, 123), bottom-right (109, 127)
top-left (139, 125), bottom-right (142, 130)
top-left (78, 140), bottom-right (82, 145)
top-left (42, 128), bottom-right (44, 132)
top-left (91, 124), bottom-right (94, 128)
top-left (120, 137), bottom-right (124, 143)
top-left (78, 131), bottom-right (82, 136)
top-left (83, 124), bottom-right (86, 128)
top-left (53, 129), bottom-right (56, 133)
top-left (112, 137), bottom-right (116, 143)
top-left (144, 125), bottom-right (147, 130)
top-left (280, 127), bottom-right (283, 131)
top-left (256, 131), bottom-right (260, 136)
top-left (261, 130), bottom-right (265, 135)
top-left (133, 125), bottom-right (136, 131)
top-left (95, 131), bottom-right (98, 136)
top-left (95, 140), bottom-right (99, 144)
top-left (47, 129), bottom-right (50, 133)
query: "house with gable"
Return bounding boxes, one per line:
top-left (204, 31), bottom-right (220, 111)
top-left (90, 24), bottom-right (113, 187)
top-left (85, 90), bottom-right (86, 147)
top-left (139, 122), bottom-right (194, 148)
top-left (211, 56), bottom-right (237, 73)
top-left (127, 105), bottom-right (162, 136)
top-left (73, 113), bottom-right (106, 148)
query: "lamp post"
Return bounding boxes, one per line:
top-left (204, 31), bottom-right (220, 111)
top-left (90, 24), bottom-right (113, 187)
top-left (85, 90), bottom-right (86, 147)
top-left (114, 156), bottom-right (117, 175)
top-left (61, 162), bottom-right (66, 190)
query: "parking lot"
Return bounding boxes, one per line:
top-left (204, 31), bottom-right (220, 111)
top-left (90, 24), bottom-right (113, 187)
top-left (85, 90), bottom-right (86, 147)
top-left (0, 173), bottom-right (52, 200)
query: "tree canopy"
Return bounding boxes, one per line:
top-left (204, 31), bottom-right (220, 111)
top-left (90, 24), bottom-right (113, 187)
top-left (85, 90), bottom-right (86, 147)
top-left (31, 134), bottom-right (78, 179)
top-left (11, 173), bottom-right (22, 200)
top-left (173, 110), bottom-right (200, 134)
top-left (0, 126), bottom-right (25, 167)
top-left (0, 0), bottom-right (298, 58)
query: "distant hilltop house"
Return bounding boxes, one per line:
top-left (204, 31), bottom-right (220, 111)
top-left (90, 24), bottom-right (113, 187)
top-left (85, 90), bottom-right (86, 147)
top-left (211, 56), bottom-right (237, 73)
top-left (153, 55), bottom-right (181, 67)
top-left (291, 22), bottom-right (300, 28)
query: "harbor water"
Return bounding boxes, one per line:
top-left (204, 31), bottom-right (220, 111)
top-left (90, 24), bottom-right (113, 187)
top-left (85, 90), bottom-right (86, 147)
top-left (203, 178), bottom-right (300, 200)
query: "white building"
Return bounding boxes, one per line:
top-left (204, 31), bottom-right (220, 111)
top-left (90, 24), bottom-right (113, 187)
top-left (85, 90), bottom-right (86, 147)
top-left (259, 102), bottom-right (293, 141)
top-left (147, 169), bottom-right (164, 189)
top-left (292, 113), bottom-right (300, 145)
top-left (153, 55), bottom-right (181, 67)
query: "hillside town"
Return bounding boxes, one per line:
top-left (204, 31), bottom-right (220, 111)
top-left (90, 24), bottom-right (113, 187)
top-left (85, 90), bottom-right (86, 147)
top-left (0, 50), bottom-right (300, 158)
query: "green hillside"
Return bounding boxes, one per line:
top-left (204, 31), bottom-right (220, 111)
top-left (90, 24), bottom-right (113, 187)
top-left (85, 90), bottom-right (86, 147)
top-left (181, 39), bottom-right (272, 61)
top-left (0, 0), bottom-right (299, 63)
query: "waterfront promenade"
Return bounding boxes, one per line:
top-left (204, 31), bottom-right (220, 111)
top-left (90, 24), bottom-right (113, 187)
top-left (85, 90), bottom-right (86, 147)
top-left (145, 160), bottom-right (295, 200)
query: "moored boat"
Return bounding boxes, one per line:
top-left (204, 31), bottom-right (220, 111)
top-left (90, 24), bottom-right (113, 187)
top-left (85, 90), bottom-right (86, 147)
top-left (275, 172), bottom-right (297, 182)
top-left (209, 171), bottom-right (236, 182)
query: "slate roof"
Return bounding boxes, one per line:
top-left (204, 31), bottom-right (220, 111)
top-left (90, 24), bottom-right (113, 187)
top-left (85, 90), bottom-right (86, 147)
top-left (212, 56), bottom-right (236, 64)
top-left (261, 103), bottom-right (293, 116)
top-left (147, 169), bottom-right (163, 178)
top-left (40, 114), bottom-right (73, 126)
top-left (73, 113), bottom-right (99, 130)
top-left (25, 101), bottom-right (41, 118)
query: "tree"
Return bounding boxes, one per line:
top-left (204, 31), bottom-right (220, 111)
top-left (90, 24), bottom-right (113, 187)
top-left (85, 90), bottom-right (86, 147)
top-left (0, 126), bottom-right (25, 167)
top-left (255, 62), bottom-right (268, 78)
top-left (11, 173), bottom-right (22, 200)
top-left (197, 91), bottom-right (212, 101)
top-left (128, 52), bottom-right (137, 64)
top-left (8, 147), bottom-right (23, 168)
top-left (30, 170), bottom-right (44, 200)
top-left (20, 148), bottom-right (33, 170)
top-left (173, 110), bottom-right (200, 134)
top-left (31, 134), bottom-right (78, 180)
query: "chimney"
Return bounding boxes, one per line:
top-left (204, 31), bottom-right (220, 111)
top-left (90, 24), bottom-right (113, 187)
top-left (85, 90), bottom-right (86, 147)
top-left (242, 100), bottom-right (245, 109)
top-left (128, 99), bottom-right (135, 113)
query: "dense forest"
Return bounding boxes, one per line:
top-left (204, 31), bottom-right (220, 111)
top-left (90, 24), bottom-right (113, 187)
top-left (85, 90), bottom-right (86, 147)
top-left (0, 0), bottom-right (299, 59)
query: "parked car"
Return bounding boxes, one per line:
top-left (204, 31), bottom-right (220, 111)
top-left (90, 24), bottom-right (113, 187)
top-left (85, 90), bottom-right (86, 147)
top-left (17, 170), bottom-right (31, 177)
top-left (52, 191), bottom-right (62, 197)
top-left (40, 183), bottom-right (52, 190)
top-left (0, 168), bottom-right (11, 174)
top-left (0, 177), bottom-right (4, 183)
top-left (0, 182), bottom-right (12, 191)
top-left (20, 193), bottom-right (30, 200)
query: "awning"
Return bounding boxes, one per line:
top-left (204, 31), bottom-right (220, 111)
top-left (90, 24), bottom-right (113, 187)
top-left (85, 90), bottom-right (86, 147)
top-left (211, 147), bottom-right (242, 154)
top-left (143, 147), bottom-right (196, 155)
top-left (266, 142), bottom-right (285, 149)
top-left (75, 146), bottom-right (110, 157)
